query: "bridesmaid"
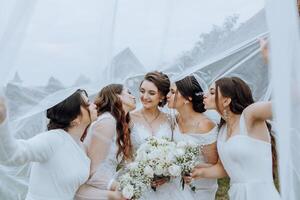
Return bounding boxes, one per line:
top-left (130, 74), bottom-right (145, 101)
top-left (76, 84), bottom-right (136, 200)
top-left (0, 89), bottom-right (97, 200)
top-left (166, 75), bottom-right (218, 200)
top-left (190, 77), bottom-right (280, 200)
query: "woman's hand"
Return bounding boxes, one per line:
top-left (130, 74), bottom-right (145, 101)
top-left (0, 97), bottom-right (7, 124)
top-left (191, 163), bottom-right (212, 180)
top-left (110, 181), bottom-right (120, 191)
top-left (259, 38), bottom-right (269, 64)
top-left (151, 177), bottom-right (168, 188)
top-left (108, 191), bottom-right (127, 200)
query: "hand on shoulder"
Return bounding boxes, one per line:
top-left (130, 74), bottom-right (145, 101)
top-left (0, 97), bottom-right (7, 124)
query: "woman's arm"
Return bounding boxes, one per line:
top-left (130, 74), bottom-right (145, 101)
top-left (244, 101), bottom-right (272, 122)
top-left (201, 142), bottom-right (218, 165)
top-left (75, 184), bottom-right (125, 200)
top-left (192, 159), bottom-right (227, 180)
top-left (0, 98), bottom-right (61, 166)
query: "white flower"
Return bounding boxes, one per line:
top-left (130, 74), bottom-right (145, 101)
top-left (136, 151), bottom-right (148, 161)
top-left (128, 162), bottom-right (139, 170)
top-left (166, 152), bottom-right (176, 162)
top-left (154, 165), bottom-right (164, 175)
top-left (144, 166), bottom-right (154, 178)
top-left (175, 148), bottom-right (185, 157)
top-left (148, 150), bottom-right (160, 160)
top-left (168, 164), bottom-right (181, 177)
top-left (122, 185), bottom-right (134, 199)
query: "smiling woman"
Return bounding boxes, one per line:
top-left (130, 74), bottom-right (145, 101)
top-left (2, 0), bottom-right (294, 199)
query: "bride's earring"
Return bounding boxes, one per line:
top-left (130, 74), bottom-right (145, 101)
top-left (223, 108), bottom-right (229, 120)
top-left (184, 101), bottom-right (189, 105)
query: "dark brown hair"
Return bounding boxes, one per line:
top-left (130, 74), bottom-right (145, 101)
top-left (140, 71), bottom-right (170, 107)
top-left (47, 89), bottom-right (88, 132)
top-left (215, 77), bottom-right (254, 128)
top-left (94, 84), bottom-right (132, 162)
top-left (215, 76), bottom-right (277, 178)
top-left (175, 75), bottom-right (206, 113)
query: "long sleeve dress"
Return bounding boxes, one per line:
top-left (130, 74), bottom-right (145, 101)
top-left (0, 118), bottom-right (90, 200)
top-left (75, 112), bottom-right (119, 200)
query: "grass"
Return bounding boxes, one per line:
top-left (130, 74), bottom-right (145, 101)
top-left (216, 178), bottom-right (230, 200)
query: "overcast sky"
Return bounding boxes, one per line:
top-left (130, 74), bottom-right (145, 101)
top-left (0, 0), bottom-right (265, 86)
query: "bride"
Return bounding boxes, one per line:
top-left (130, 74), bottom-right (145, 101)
top-left (130, 71), bottom-right (194, 199)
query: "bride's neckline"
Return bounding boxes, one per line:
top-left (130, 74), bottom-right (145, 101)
top-left (133, 122), bottom-right (171, 137)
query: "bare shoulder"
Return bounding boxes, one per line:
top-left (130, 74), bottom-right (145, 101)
top-left (197, 115), bottom-right (216, 133)
top-left (130, 110), bottom-right (142, 120)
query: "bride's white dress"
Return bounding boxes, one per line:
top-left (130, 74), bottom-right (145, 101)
top-left (173, 123), bottom-right (218, 200)
top-left (131, 121), bottom-right (194, 200)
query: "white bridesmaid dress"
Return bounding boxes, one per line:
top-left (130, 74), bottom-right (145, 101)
top-left (0, 119), bottom-right (90, 200)
top-left (217, 113), bottom-right (281, 200)
top-left (173, 124), bottom-right (218, 200)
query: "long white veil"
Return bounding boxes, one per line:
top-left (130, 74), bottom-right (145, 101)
top-left (265, 0), bottom-right (300, 199)
top-left (0, 0), bottom-right (299, 199)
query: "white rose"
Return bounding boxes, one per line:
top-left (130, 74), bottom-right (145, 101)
top-left (168, 165), bottom-right (181, 177)
top-left (177, 141), bottom-right (187, 148)
top-left (144, 166), bottom-right (154, 178)
top-left (122, 185), bottom-right (134, 199)
top-left (148, 150), bottom-right (160, 160)
top-left (128, 162), bottom-right (139, 170)
top-left (154, 165), bottom-right (164, 175)
top-left (136, 151), bottom-right (148, 161)
top-left (166, 152), bottom-right (176, 162)
top-left (175, 148), bottom-right (185, 157)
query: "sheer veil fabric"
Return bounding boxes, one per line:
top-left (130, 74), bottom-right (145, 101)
top-left (0, 0), bottom-right (299, 199)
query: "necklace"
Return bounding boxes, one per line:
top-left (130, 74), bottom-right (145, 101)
top-left (141, 109), bottom-right (161, 133)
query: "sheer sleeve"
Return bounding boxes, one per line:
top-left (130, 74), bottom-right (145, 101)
top-left (87, 116), bottom-right (116, 175)
top-left (0, 118), bottom-right (62, 166)
top-left (76, 114), bottom-right (117, 199)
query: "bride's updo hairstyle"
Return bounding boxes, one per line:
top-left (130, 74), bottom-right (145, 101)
top-left (140, 71), bottom-right (170, 107)
top-left (175, 75), bottom-right (206, 113)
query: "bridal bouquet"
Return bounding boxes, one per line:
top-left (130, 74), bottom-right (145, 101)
top-left (174, 140), bottom-right (200, 190)
top-left (118, 137), bottom-right (179, 199)
top-left (118, 161), bottom-right (152, 199)
top-left (136, 137), bottom-right (183, 191)
top-left (118, 137), bottom-right (200, 199)
top-left (136, 137), bottom-right (182, 177)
